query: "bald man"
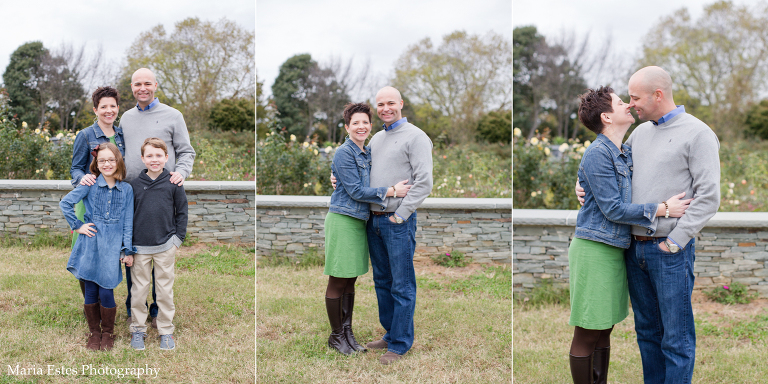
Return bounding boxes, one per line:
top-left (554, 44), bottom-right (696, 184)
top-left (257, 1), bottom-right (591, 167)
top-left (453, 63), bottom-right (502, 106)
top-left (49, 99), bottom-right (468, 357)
top-left (121, 68), bottom-right (195, 327)
top-left (576, 66), bottom-right (720, 383)
top-left (365, 86), bottom-right (433, 364)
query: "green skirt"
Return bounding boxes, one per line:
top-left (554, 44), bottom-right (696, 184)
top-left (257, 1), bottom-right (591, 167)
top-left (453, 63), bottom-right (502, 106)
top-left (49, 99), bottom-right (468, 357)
top-left (568, 237), bottom-right (629, 330)
top-left (323, 212), bottom-right (369, 278)
top-left (70, 200), bottom-right (86, 249)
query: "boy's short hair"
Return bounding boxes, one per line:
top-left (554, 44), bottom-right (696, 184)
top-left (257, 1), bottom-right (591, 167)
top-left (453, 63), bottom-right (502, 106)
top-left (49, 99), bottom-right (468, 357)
top-left (141, 137), bottom-right (168, 156)
top-left (342, 102), bottom-right (372, 126)
top-left (90, 143), bottom-right (127, 181)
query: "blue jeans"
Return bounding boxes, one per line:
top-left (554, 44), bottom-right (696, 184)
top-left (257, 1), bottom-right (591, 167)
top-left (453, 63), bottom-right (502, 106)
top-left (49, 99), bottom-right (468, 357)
top-left (125, 264), bottom-right (158, 318)
top-left (626, 237), bottom-right (696, 384)
top-left (366, 211), bottom-right (417, 355)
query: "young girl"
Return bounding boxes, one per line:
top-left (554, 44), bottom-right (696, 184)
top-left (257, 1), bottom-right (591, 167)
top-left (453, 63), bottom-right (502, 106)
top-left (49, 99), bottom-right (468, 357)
top-left (60, 142), bottom-right (135, 351)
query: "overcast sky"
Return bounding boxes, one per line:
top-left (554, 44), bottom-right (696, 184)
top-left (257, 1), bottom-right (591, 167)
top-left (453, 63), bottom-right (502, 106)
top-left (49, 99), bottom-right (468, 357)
top-left (256, 0), bottom-right (512, 100)
top-left (513, 0), bottom-right (755, 88)
top-left (0, 1), bottom-right (254, 89)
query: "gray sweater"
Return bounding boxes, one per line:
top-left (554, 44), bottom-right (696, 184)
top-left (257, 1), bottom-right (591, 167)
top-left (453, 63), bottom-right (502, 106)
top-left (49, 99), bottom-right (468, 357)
top-left (368, 122), bottom-right (433, 220)
top-left (120, 103), bottom-right (196, 182)
top-left (626, 112), bottom-right (720, 246)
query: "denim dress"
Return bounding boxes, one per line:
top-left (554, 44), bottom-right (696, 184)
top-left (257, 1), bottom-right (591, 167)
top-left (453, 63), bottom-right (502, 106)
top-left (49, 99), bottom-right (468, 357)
top-left (60, 175), bottom-right (135, 289)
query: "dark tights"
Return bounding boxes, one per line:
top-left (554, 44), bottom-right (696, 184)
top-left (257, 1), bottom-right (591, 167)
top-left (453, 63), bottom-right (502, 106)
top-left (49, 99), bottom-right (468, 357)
top-left (570, 326), bottom-right (613, 356)
top-left (326, 276), bottom-right (357, 299)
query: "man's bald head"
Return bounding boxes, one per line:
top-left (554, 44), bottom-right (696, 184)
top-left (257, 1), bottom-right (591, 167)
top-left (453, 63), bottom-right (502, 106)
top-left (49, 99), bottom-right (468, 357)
top-left (376, 86), bottom-right (402, 102)
top-left (627, 66), bottom-right (677, 122)
top-left (375, 86), bottom-right (404, 126)
top-left (629, 66), bottom-right (673, 98)
top-left (130, 68), bottom-right (159, 108)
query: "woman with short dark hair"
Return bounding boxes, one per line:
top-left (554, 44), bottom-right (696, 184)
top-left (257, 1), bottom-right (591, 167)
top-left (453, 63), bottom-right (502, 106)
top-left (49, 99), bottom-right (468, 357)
top-left (567, 86), bottom-right (690, 383)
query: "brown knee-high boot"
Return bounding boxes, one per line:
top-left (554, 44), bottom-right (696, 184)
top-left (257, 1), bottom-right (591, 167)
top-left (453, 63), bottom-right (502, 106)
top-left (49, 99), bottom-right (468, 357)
top-left (569, 353), bottom-right (594, 384)
top-left (593, 346), bottom-right (610, 384)
top-left (100, 306), bottom-right (117, 351)
top-left (83, 303), bottom-right (101, 351)
top-left (341, 293), bottom-right (366, 352)
top-left (326, 296), bottom-right (354, 355)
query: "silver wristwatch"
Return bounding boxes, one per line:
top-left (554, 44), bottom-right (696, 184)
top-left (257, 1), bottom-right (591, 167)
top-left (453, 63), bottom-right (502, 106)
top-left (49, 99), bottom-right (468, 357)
top-left (664, 239), bottom-right (680, 253)
top-left (394, 214), bottom-right (403, 224)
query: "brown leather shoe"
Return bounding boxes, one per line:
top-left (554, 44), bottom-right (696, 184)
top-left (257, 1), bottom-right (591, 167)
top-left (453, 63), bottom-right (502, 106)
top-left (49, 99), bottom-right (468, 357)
top-left (83, 303), bottom-right (101, 351)
top-left (380, 351), bottom-right (402, 365)
top-left (100, 306), bottom-right (117, 351)
top-left (366, 339), bottom-right (388, 350)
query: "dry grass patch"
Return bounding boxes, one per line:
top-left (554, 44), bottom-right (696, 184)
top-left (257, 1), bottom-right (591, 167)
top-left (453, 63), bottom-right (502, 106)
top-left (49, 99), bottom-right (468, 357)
top-left (257, 262), bottom-right (511, 383)
top-left (0, 243), bottom-right (254, 383)
top-left (514, 294), bottom-right (768, 383)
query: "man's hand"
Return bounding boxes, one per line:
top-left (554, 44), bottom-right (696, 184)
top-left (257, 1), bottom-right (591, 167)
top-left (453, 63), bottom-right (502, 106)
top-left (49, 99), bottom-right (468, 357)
top-left (169, 172), bottom-right (185, 186)
top-left (330, 174), bottom-right (337, 190)
top-left (79, 174), bottom-right (97, 186)
top-left (389, 215), bottom-right (397, 223)
top-left (75, 223), bottom-right (97, 237)
top-left (659, 242), bottom-right (670, 252)
top-left (575, 179), bottom-right (585, 206)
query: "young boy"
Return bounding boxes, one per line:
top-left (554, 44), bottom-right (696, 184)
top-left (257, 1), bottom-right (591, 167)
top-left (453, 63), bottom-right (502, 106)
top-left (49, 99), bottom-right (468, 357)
top-left (128, 137), bottom-right (188, 350)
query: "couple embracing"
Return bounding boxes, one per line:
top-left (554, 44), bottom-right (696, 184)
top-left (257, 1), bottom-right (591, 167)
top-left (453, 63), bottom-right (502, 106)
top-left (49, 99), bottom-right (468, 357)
top-left (568, 66), bottom-right (721, 384)
top-left (323, 86), bottom-right (433, 365)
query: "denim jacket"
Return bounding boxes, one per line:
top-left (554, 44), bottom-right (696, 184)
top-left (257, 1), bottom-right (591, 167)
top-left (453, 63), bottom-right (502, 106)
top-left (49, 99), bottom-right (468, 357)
top-left (60, 175), bottom-right (136, 289)
top-left (329, 137), bottom-right (388, 221)
top-left (70, 122), bottom-right (126, 186)
top-left (575, 134), bottom-right (658, 249)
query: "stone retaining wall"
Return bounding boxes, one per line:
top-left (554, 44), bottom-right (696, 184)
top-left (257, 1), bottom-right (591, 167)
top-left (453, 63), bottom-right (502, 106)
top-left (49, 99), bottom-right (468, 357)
top-left (0, 180), bottom-right (254, 244)
top-left (256, 196), bottom-right (512, 263)
top-left (513, 209), bottom-right (768, 296)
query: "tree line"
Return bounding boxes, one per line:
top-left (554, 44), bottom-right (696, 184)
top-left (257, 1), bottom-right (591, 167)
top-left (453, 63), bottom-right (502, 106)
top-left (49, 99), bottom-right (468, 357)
top-left (515, 0), bottom-right (768, 142)
top-left (2, 17), bottom-right (255, 133)
top-left (259, 30), bottom-right (512, 146)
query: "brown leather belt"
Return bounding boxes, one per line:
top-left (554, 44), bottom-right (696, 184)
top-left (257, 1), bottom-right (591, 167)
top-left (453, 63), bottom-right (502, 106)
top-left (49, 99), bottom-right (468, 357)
top-left (633, 235), bottom-right (659, 241)
top-left (371, 211), bottom-right (391, 216)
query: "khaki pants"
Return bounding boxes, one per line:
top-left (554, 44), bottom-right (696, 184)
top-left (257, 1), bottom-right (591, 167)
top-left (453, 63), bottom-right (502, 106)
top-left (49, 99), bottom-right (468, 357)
top-left (130, 247), bottom-right (176, 335)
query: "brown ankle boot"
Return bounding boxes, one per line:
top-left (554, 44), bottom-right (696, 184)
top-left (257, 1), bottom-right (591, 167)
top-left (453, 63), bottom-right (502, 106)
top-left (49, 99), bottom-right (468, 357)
top-left (342, 293), bottom-right (366, 352)
top-left (325, 296), bottom-right (354, 355)
top-left (83, 303), bottom-right (101, 351)
top-left (100, 306), bottom-right (117, 351)
top-left (569, 353), bottom-right (594, 384)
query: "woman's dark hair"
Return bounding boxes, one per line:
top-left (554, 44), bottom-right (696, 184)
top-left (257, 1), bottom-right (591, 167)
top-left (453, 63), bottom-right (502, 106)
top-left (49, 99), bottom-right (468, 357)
top-left (92, 86), bottom-right (120, 108)
top-left (90, 142), bottom-right (127, 181)
top-left (577, 86), bottom-right (614, 134)
top-left (342, 102), bottom-right (372, 126)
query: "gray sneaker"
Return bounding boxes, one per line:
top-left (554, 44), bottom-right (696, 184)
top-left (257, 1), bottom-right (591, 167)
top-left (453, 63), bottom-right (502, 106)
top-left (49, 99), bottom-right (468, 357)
top-left (160, 334), bottom-right (175, 350)
top-left (130, 331), bottom-right (147, 350)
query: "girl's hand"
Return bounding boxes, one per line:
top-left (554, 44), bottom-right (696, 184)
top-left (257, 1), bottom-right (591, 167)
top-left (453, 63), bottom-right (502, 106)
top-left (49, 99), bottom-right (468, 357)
top-left (394, 179), bottom-right (412, 198)
top-left (665, 192), bottom-right (693, 218)
top-left (79, 174), bottom-right (97, 186)
top-left (122, 255), bottom-right (134, 267)
top-left (75, 223), bottom-right (97, 237)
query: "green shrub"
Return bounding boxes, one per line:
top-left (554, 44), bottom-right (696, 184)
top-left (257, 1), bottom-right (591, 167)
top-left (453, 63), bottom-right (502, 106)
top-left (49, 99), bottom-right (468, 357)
top-left (431, 142), bottom-right (511, 198)
top-left (256, 126), bottom-right (333, 195)
top-left (209, 97), bottom-right (255, 131)
top-left (514, 278), bottom-right (570, 309)
top-left (513, 128), bottom-right (584, 209)
top-left (431, 251), bottom-right (471, 267)
top-left (704, 282), bottom-right (757, 304)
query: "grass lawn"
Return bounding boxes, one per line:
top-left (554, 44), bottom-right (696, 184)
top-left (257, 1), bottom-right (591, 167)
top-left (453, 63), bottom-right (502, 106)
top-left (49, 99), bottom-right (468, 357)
top-left (0, 241), bottom-right (255, 384)
top-left (514, 295), bottom-right (768, 383)
top-left (257, 261), bottom-right (512, 383)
